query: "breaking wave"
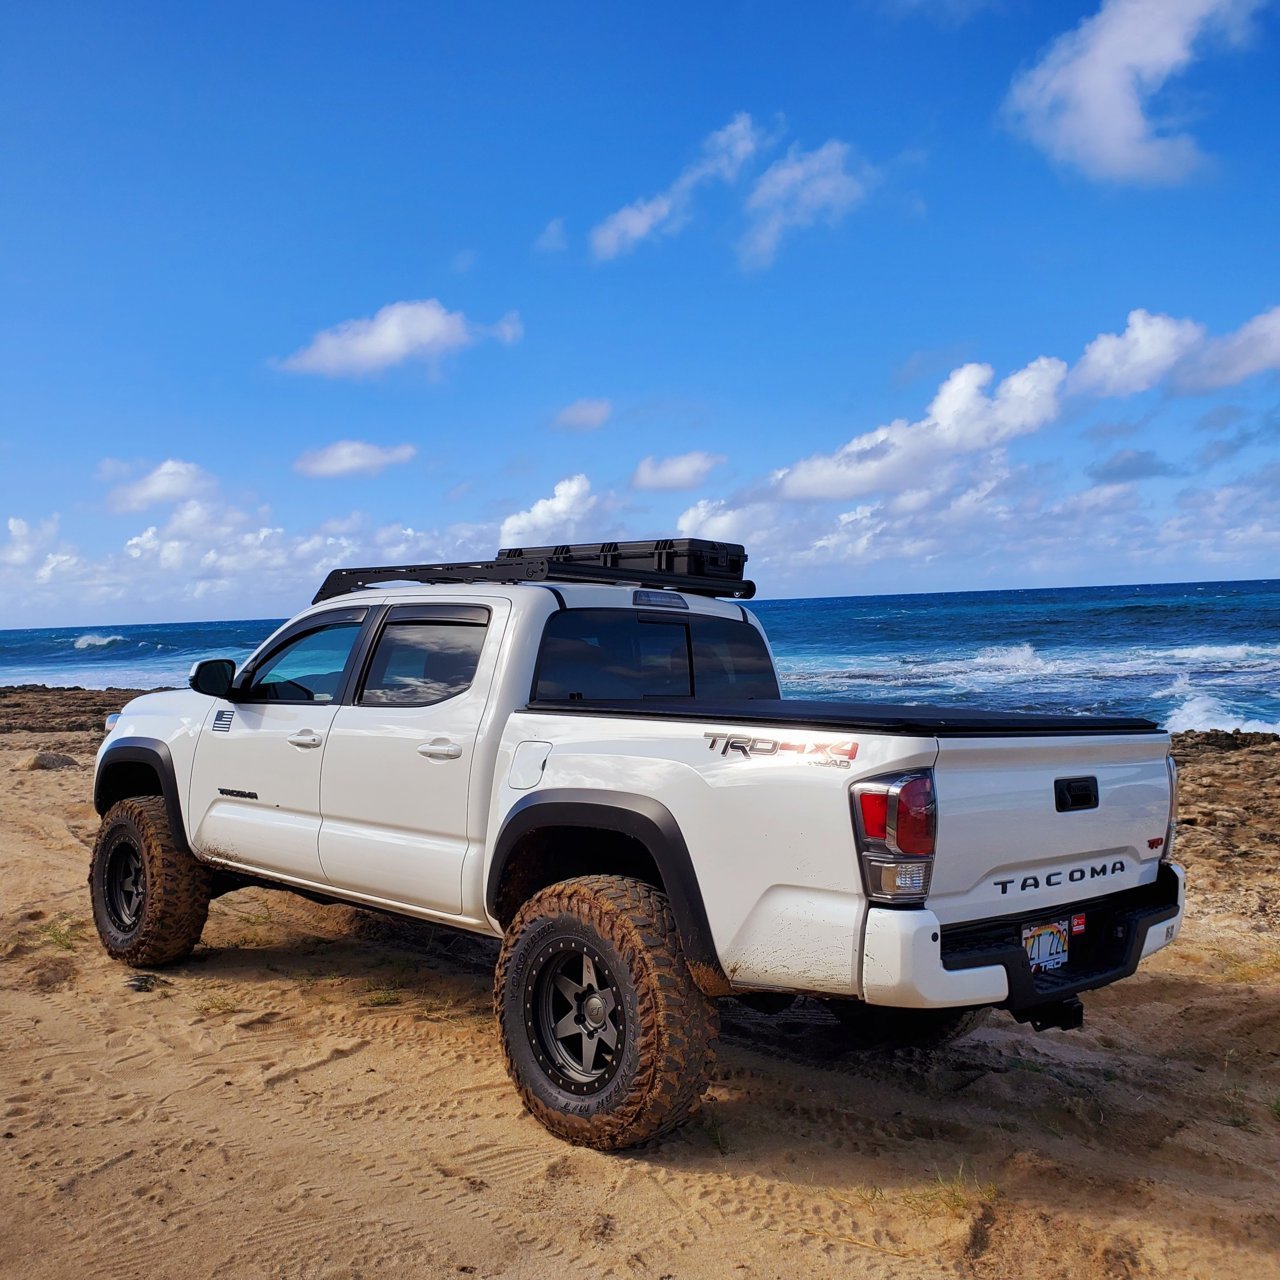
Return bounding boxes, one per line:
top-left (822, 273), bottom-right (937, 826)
top-left (72, 633), bottom-right (127, 650)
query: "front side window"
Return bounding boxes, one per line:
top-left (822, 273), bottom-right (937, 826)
top-left (360, 621), bottom-right (487, 706)
top-left (533, 609), bottom-right (778, 701)
top-left (244, 623), bottom-right (363, 703)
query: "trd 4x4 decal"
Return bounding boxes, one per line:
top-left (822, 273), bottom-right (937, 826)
top-left (704, 732), bottom-right (859, 767)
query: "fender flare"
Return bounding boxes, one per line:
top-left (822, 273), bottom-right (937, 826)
top-left (94, 737), bottom-right (192, 856)
top-left (487, 789), bottom-right (730, 995)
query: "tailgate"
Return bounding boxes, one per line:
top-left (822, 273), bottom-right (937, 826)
top-left (929, 734), bottom-right (1172, 926)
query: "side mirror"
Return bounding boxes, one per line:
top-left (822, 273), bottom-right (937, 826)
top-left (189, 658), bottom-right (237, 699)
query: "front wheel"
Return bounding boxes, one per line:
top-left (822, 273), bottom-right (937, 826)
top-left (89, 797), bottom-right (211, 966)
top-left (495, 875), bottom-right (718, 1150)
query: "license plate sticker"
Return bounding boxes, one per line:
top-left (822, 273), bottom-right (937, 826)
top-left (1023, 919), bottom-right (1070, 973)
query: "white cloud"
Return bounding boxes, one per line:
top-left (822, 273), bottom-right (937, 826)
top-left (776, 357), bottom-right (1067, 500)
top-left (676, 498), bottom-right (781, 546)
top-left (1069, 308), bottom-right (1205, 395)
top-left (1005, 0), bottom-right (1264, 184)
top-left (107, 460), bottom-right (213, 512)
top-left (278, 298), bottom-right (521, 377)
top-left (295, 440), bottom-right (418, 478)
top-left (535, 217), bottom-right (567, 252)
top-left (0, 515), bottom-right (60, 567)
top-left (498, 475), bottom-right (598, 547)
top-left (553, 398), bottom-right (612, 431)
top-left (632, 451), bottom-right (726, 491)
top-left (1177, 305), bottom-right (1280, 390)
top-left (739, 140), bottom-right (873, 268)
top-left (590, 113), bottom-right (764, 260)
top-left (1068, 304), bottom-right (1280, 396)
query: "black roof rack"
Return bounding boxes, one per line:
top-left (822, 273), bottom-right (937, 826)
top-left (312, 539), bottom-right (755, 604)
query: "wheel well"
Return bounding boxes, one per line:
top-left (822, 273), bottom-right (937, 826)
top-left (491, 825), bottom-right (665, 928)
top-left (95, 760), bottom-right (163, 815)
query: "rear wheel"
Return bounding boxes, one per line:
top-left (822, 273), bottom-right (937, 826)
top-left (495, 875), bottom-right (718, 1150)
top-left (826, 1000), bottom-right (991, 1049)
top-left (89, 797), bottom-right (211, 966)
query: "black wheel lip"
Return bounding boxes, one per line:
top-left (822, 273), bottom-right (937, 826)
top-left (103, 834), bottom-right (145, 934)
top-left (523, 935), bottom-right (626, 1098)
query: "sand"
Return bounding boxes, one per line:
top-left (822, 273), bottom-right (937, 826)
top-left (1, 685), bottom-right (1277, 1280)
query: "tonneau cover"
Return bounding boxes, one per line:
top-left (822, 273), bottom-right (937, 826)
top-left (526, 698), bottom-right (1162, 737)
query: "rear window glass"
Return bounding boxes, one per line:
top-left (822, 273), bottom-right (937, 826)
top-left (359, 620), bottom-right (486, 706)
top-left (534, 609), bottom-right (778, 702)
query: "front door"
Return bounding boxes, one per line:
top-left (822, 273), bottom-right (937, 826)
top-left (318, 601), bottom-right (504, 913)
top-left (188, 609), bottom-right (368, 881)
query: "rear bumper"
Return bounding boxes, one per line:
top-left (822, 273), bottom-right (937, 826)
top-left (861, 862), bottom-right (1185, 1012)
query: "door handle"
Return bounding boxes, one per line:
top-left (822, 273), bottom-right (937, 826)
top-left (287, 730), bottom-right (324, 749)
top-left (417, 739), bottom-right (462, 761)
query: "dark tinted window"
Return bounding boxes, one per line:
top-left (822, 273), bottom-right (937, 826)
top-left (246, 623), bottom-right (363, 703)
top-left (534, 610), bottom-right (777, 702)
top-left (360, 621), bottom-right (486, 706)
top-left (690, 615), bottom-right (779, 699)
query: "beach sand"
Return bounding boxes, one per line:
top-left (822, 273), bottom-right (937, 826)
top-left (2, 685), bottom-right (1277, 1279)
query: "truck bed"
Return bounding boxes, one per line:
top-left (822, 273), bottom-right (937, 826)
top-left (526, 697), bottom-right (1161, 737)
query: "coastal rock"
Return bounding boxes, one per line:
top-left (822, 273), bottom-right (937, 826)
top-left (21, 751), bottom-right (80, 771)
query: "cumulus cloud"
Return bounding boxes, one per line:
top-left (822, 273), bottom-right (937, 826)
top-left (1069, 304), bottom-right (1280, 397)
top-left (278, 298), bottom-right (521, 377)
top-left (108, 460), bottom-right (213, 513)
top-left (498, 475), bottom-right (598, 546)
top-left (1005, 0), bottom-right (1265, 184)
top-left (632, 451), bottom-right (726, 491)
top-left (553, 398), bottom-right (612, 431)
top-left (676, 498), bottom-right (782, 547)
top-left (739, 140), bottom-right (874, 268)
top-left (535, 217), bottom-right (568, 252)
top-left (590, 113), bottom-right (764, 260)
top-left (775, 357), bottom-right (1067, 500)
top-left (294, 440), bottom-right (418, 478)
top-left (0, 515), bottom-right (60, 567)
top-left (1177, 304), bottom-right (1280, 390)
top-left (1069, 308), bottom-right (1206, 395)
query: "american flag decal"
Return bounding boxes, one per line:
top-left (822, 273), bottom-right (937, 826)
top-left (212, 709), bottom-right (235, 733)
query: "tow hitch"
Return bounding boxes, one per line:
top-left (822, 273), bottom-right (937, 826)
top-left (1012, 995), bottom-right (1084, 1033)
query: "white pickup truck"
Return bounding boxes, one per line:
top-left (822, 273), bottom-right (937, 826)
top-left (90, 539), bottom-right (1183, 1149)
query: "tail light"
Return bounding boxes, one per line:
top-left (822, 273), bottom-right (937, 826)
top-left (1163, 755), bottom-right (1178, 862)
top-left (851, 771), bottom-right (936, 905)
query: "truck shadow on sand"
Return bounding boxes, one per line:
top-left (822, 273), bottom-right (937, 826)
top-left (186, 892), bottom-right (1280, 1174)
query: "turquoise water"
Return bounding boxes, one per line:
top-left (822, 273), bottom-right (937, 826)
top-left (1, 578), bottom-right (1278, 732)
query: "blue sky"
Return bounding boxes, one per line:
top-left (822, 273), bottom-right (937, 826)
top-left (1, 0), bottom-right (1278, 626)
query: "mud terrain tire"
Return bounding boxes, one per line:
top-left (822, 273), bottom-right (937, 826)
top-left (496, 875), bottom-right (718, 1150)
top-left (827, 1000), bottom-right (991, 1049)
top-left (89, 797), bottom-right (211, 966)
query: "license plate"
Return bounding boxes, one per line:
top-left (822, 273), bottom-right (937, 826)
top-left (1022, 918), bottom-right (1070, 973)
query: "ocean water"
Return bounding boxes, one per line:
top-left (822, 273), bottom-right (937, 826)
top-left (1, 579), bottom-right (1277, 733)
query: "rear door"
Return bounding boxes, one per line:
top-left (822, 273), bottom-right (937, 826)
top-left (317, 601), bottom-right (507, 913)
top-left (187, 608), bottom-right (368, 880)
top-left (929, 734), bottom-right (1173, 925)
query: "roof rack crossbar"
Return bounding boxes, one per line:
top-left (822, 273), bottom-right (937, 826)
top-left (312, 557), bottom-right (757, 604)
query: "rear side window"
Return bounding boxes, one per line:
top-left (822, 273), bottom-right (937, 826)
top-left (360, 620), bottom-right (487, 706)
top-left (533, 609), bottom-right (778, 702)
